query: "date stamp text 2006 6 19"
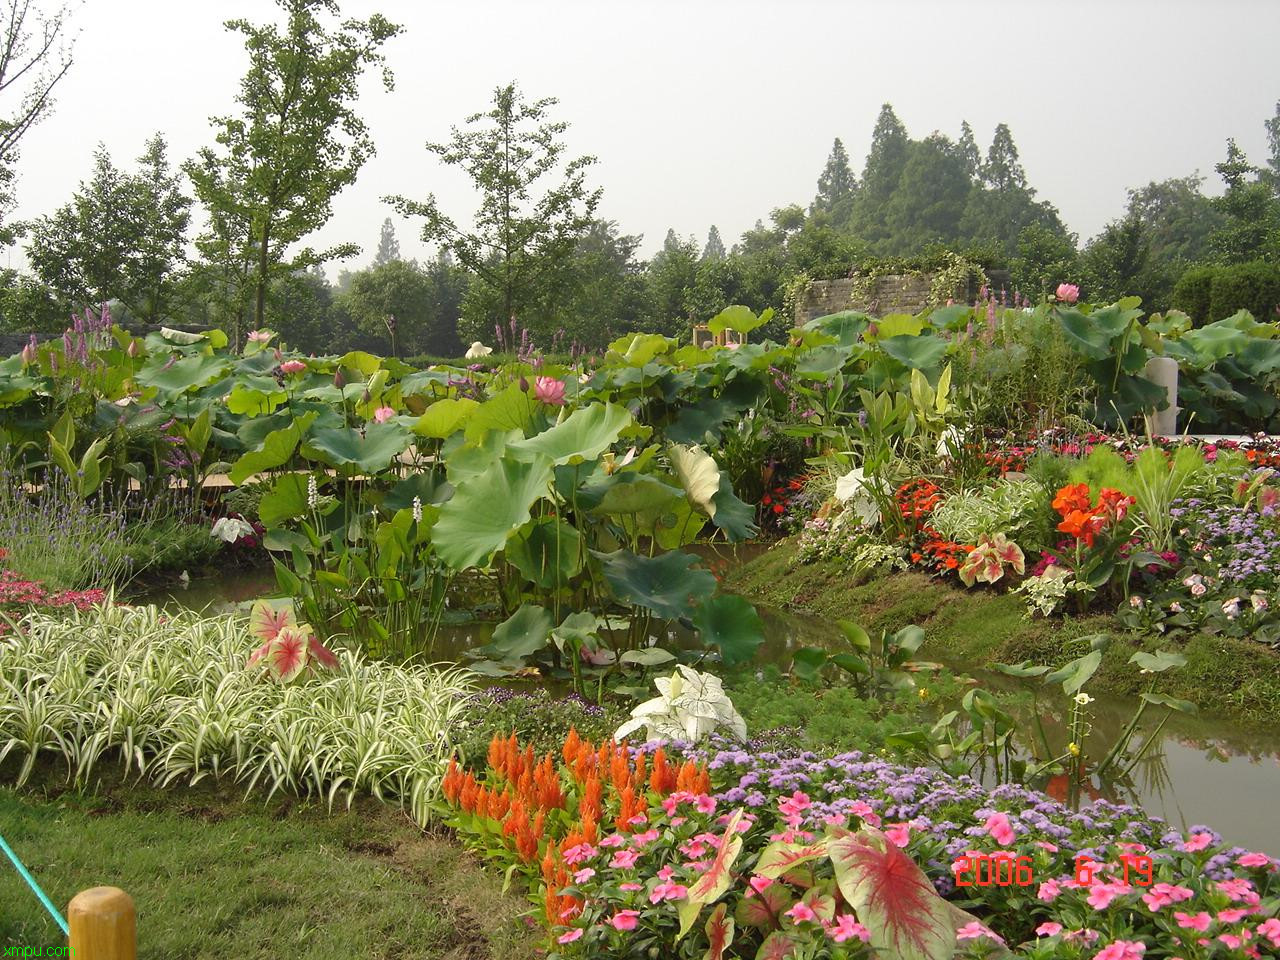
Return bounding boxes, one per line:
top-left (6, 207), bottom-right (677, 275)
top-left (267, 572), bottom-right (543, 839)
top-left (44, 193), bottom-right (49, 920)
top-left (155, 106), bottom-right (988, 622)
top-left (952, 853), bottom-right (1154, 888)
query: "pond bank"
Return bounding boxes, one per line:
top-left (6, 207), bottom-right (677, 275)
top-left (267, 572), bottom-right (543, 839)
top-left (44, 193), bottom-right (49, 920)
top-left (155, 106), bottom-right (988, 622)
top-left (725, 538), bottom-right (1280, 732)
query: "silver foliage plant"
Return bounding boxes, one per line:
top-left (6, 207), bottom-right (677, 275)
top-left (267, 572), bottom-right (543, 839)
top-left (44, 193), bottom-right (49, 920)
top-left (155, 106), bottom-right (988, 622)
top-left (0, 603), bottom-right (472, 825)
top-left (615, 665), bottom-right (747, 744)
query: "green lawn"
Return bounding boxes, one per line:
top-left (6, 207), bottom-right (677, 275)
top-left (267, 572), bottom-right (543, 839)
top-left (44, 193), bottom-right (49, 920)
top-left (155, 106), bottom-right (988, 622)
top-left (1, 767), bottom-right (537, 960)
top-left (727, 539), bottom-right (1280, 730)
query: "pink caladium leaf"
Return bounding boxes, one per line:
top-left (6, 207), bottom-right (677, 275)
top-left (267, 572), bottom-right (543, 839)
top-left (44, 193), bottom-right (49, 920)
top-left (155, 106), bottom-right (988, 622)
top-left (754, 931), bottom-right (798, 960)
top-left (735, 883), bottom-right (791, 931)
top-left (992, 534), bottom-right (1025, 574)
top-left (800, 886), bottom-right (836, 923)
top-left (267, 626), bottom-right (309, 682)
top-left (753, 840), bottom-right (828, 881)
top-left (306, 629), bottom-right (339, 669)
top-left (677, 807), bottom-right (746, 941)
top-left (249, 598), bottom-right (296, 642)
top-left (829, 825), bottom-right (957, 960)
top-left (246, 640), bottom-right (272, 668)
top-left (703, 902), bottom-right (734, 960)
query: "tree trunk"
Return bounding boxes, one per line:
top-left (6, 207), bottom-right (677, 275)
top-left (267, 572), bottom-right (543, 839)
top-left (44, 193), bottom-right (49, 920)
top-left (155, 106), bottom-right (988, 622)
top-left (254, 224), bottom-right (271, 330)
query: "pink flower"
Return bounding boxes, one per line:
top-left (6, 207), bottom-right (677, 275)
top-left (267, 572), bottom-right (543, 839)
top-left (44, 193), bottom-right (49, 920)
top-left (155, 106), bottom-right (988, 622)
top-left (1092, 941), bottom-right (1146, 960)
top-left (1180, 832), bottom-right (1214, 852)
top-left (1174, 911), bottom-right (1211, 932)
top-left (1036, 921), bottom-right (1064, 937)
top-left (983, 812), bottom-right (1015, 846)
top-left (884, 822), bottom-right (911, 847)
top-left (631, 829), bottom-right (659, 847)
top-left (1216, 877), bottom-right (1257, 902)
top-left (1056, 283), bottom-right (1080, 304)
top-left (556, 928), bottom-right (583, 944)
top-left (609, 849), bottom-right (639, 869)
top-left (280, 359), bottom-right (307, 374)
top-left (748, 875), bottom-right (773, 896)
top-left (372, 406), bottom-right (396, 423)
top-left (1237, 852), bottom-right (1271, 868)
top-left (1258, 917), bottom-right (1280, 947)
top-left (247, 329), bottom-right (273, 342)
top-left (599, 833), bottom-right (627, 848)
top-left (694, 795), bottom-right (717, 814)
top-left (608, 910), bottom-right (640, 932)
top-left (1087, 881), bottom-right (1132, 910)
top-left (649, 881), bottom-right (687, 903)
top-left (627, 812), bottom-right (648, 826)
top-left (572, 868), bottom-right (595, 884)
top-left (785, 901), bottom-right (816, 924)
top-left (827, 914), bottom-right (870, 943)
top-left (1219, 907), bottom-right (1251, 923)
top-left (563, 842), bottom-right (596, 866)
top-left (1037, 878), bottom-right (1062, 902)
top-left (618, 882), bottom-right (643, 892)
top-left (956, 921), bottom-right (1003, 943)
top-left (1142, 883), bottom-right (1194, 911)
top-left (534, 376), bottom-right (565, 405)
top-left (1218, 933), bottom-right (1243, 949)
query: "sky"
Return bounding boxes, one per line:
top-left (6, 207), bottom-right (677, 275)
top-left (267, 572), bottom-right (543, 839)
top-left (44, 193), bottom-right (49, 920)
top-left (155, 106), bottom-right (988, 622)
top-left (6, 0), bottom-right (1279, 273)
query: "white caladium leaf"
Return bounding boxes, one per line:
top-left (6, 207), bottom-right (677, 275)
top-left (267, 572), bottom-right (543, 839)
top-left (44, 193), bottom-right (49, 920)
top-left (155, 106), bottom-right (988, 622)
top-left (615, 665), bottom-right (747, 744)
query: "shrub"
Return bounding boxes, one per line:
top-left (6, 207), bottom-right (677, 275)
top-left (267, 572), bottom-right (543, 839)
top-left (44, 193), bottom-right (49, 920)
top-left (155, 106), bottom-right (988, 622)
top-left (1173, 260), bottom-right (1280, 325)
top-left (452, 687), bottom-right (627, 769)
top-left (1170, 264), bottom-right (1214, 324)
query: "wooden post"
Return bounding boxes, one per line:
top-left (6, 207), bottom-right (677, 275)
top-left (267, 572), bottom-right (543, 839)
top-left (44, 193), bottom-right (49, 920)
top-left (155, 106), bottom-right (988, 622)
top-left (68, 887), bottom-right (135, 960)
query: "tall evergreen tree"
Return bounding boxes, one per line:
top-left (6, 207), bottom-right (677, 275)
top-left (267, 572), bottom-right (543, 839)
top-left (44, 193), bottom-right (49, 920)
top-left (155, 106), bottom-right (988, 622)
top-left (881, 134), bottom-right (969, 252)
top-left (701, 225), bottom-right (726, 262)
top-left (1081, 212), bottom-right (1151, 303)
top-left (813, 137), bottom-right (855, 217)
top-left (982, 123), bottom-right (1027, 191)
top-left (956, 121), bottom-right (981, 181)
top-left (853, 104), bottom-right (909, 245)
top-left (373, 216), bottom-right (400, 265)
top-left (1264, 100), bottom-right (1280, 195)
top-left (1208, 139), bottom-right (1280, 263)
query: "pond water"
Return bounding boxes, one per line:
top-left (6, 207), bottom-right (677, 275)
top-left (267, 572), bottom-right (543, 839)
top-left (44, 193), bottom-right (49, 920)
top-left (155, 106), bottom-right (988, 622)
top-left (140, 560), bottom-right (1280, 853)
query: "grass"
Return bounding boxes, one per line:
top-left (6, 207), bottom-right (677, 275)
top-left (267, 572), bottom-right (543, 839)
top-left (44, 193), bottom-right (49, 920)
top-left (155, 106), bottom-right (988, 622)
top-left (1, 766), bottom-right (538, 960)
top-left (727, 539), bottom-right (1280, 731)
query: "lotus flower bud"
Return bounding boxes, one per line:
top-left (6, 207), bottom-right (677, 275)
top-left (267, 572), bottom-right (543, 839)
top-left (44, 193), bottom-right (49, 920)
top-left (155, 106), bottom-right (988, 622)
top-left (20, 340), bottom-right (37, 366)
top-left (334, 368), bottom-right (346, 389)
top-left (361, 388), bottom-right (371, 406)
top-left (126, 339), bottom-right (140, 359)
top-left (518, 376), bottom-right (529, 392)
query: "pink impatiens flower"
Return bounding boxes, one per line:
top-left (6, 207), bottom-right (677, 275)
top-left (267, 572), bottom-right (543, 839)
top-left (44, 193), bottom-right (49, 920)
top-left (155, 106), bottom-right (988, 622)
top-left (1259, 917), bottom-right (1280, 947)
top-left (1037, 878), bottom-right (1062, 902)
top-left (1092, 941), bottom-right (1146, 960)
top-left (1035, 921), bottom-right (1064, 937)
top-left (983, 812), bottom-right (1015, 846)
top-left (1237, 852), bottom-right (1271, 867)
top-left (827, 914), bottom-right (870, 943)
top-left (785, 902), bottom-right (816, 924)
top-left (618, 882), bottom-right (643, 892)
top-left (534, 376), bottom-right (565, 405)
top-left (1180, 832), bottom-right (1214, 852)
top-left (572, 868), bottom-right (595, 884)
top-left (649, 880), bottom-right (688, 903)
top-left (609, 849), bottom-right (640, 869)
top-left (883, 822), bottom-right (911, 847)
top-left (956, 921), bottom-right (1003, 943)
top-left (1087, 881), bottom-right (1132, 910)
top-left (556, 928), bottom-right (582, 944)
top-left (608, 910), bottom-right (640, 932)
top-left (1174, 911), bottom-right (1211, 932)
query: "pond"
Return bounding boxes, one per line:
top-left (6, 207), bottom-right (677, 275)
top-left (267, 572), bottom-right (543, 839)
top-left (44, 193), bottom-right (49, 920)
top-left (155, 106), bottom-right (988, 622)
top-left (140, 561), bottom-right (1280, 853)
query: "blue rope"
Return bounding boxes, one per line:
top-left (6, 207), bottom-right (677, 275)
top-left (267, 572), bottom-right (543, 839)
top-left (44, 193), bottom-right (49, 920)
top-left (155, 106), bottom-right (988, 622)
top-left (0, 832), bottom-right (69, 936)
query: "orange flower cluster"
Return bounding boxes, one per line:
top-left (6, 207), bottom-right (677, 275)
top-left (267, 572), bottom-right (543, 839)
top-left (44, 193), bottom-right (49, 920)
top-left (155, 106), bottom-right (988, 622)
top-left (1052, 483), bottom-right (1134, 548)
top-left (443, 728), bottom-right (712, 928)
top-left (895, 478), bottom-right (943, 522)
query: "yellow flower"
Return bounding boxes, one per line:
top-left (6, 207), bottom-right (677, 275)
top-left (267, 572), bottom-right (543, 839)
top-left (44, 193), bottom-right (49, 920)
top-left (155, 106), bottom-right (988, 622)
top-left (918, 688), bottom-right (930, 701)
top-left (1068, 742), bottom-right (1081, 757)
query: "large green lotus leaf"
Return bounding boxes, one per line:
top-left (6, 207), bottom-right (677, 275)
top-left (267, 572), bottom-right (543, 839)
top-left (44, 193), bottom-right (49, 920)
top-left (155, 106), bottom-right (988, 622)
top-left (259, 473), bottom-right (310, 526)
top-left (635, 496), bottom-right (705, 549)
top-left (399, 369), bottom-right (452, 397)
top-left (693, 594), bottom-right (765, 667)
top-left (472, 603), bottom-right (555, 661)
top-left (928, 304), bottom-right (972, 330)
top-left (710, 473), bottom-right (759, 542)
top-left (227, 378), bottom-right (287, 416)
top-left (302, 422), bottom-right (412, 474)
top-left (667, 396), bottom-right (736, 445)
top-left (464, 383), bottom-right (537, 442)
top-left (136, 353), bottom-right (230, 394)
top-left (608, 332), bottom-right (674, 366)
top-left (708, 304), bottom-right (771, 335)
top-left (445, 430), bottom-right (518, 485)
top-left (383, 471), bottom-right (453, 511)
top-left (794, 345), bottom-right (850, 379)
top-left (414, 397), bottom-right (480, 439)
top-left (590, 473), bottom-right (682, 516)
top-left (335, 350), bottom-right (383, 376)
top-left (433, 454), bottom-right (553, 570)
top-left (878, 335), bottom-right (948, 370)
top-left (1236, 337), bottom-right (1280, 377)
top-left (509, 403), bottom-right (631, 466)
top-left (598, 549), bottom-right (716, 620)
top-left (669, 443), bottom-right (721, 518)
top-left (1180, 324), bottom-right (1253, 363)
top-left (874, 313), bottom-right (924, 338)
top-left (803, 310), bottom-right (872, 346)
top-left (228, 417), bottom-right (311, 484)
top-left (507, 517), bottom-right (583, 589)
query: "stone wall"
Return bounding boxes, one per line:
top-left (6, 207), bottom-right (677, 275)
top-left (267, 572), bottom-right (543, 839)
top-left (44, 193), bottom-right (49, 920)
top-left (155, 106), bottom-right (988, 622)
top-left (794, 269), bottom-right (1010, 326)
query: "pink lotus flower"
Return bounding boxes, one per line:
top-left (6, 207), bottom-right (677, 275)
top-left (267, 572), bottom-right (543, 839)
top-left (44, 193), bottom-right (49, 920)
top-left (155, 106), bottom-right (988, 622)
top-left (247, 329), bottom-right (274, 342)
top-left (983, 812), bottom-right (1015, 846)
top-left (1056, 283), bottom-right (1080, 304)
top-left (608, 910), bottom-right (640, 931)
top-left (1035, 921), bottom-right (1064, 937)
top-left (20, 341), bottom-right (37, 365)
top-left (373, 406), bottom-right (396, 423)
top-left (534, 376), bottom-right (565, 405)
top-left (280, 359), bottom-right (307, 375)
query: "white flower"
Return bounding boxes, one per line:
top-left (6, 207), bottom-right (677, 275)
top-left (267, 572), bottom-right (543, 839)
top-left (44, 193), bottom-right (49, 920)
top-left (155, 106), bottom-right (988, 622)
top-left (411, 496), bottom-right (422, 523)
top-left (1250, 592), bottom-right (1269, 613)
top-left (464, 341), bottom-right (493, 359)
top-left (210, 517), bottom-right (254, 543)
top-left (306, 474), bottom-right (318, 510)
top-left (1222, 597), bottom-right (1241, 619)
top-left (1129, 595), bottom-right (1143, 608)
top-left (614, 665), bottom-right (747, 744)
top-left (1169, 601), bottom-right (1183, 613)
top-left (1074, 692), bottom-right (1094, 706)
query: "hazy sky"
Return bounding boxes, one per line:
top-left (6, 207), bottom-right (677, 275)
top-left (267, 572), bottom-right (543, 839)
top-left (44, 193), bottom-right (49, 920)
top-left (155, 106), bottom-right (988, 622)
top-left (6, 0), bottom-right (1279, 272)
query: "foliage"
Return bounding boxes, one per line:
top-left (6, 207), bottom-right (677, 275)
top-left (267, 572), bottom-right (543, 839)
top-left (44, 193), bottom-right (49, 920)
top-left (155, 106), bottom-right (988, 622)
top-left (451, 686), bottom-right (627, 771)
top-left (0, 603), bottom-right (473, 825)
top-left (388, 82), bottom-right (601, 346)
top-left (187, 0), bottom-right (401, 334)
top-left (614, 666), bottom-right (747, 744)
top-left (1171, 259), bottom-right (1280, 326)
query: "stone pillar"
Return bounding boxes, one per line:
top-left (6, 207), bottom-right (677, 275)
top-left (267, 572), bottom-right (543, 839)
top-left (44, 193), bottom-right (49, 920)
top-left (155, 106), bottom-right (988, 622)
top-left (1143, 356), bottom-right (1179, 436)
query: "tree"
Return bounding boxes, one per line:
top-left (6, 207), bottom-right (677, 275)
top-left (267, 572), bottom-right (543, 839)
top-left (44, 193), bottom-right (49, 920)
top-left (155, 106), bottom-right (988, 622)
top-left (643, 229), bottom-right (699, 336)
top-left (25, 135), bottom-right (191, 320)
top-left (373, 216), bottom-right (400, 265)
top-left (812, 137), bottom-right (855, 222)
top-left (1264, 99), bottom-right (1280, 194)
top-left (187, 0), bottom-right (401, 337)
top-left (388, 81), bottom-right (601, 344)
top-left (881, 133), bottom-right (970, 252)
top-left (982, 123), bottom-right (1027, 191)
top-left (1080, 212), bottom-right (1151, 304)
top-left (340, 258), bottom-right (433, 356)
top-left (1207, 139), bottom-right (1280, 264)
top-left (1124, 174), bottom-right (1221, 308)
top-left (557, 219), bottom-right (647, 348)
top-left (956, 121), bottom-right (981, 181)
top-left (701, 224), bottom-right (725, 262)
top-left (1010, 223), bottom-right (1079, 301)
top-left (0, 0), bottom-right (76, 240)
top-left (852, 104), bottom-right (909, 243)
